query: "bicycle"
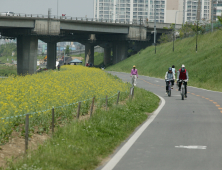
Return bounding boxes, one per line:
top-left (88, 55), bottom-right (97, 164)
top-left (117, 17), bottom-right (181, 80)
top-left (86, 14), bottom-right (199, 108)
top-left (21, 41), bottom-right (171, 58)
top-left (178, 79), bottom-right (187, 100)
top-left (166, 79), bottom-right (173, 97)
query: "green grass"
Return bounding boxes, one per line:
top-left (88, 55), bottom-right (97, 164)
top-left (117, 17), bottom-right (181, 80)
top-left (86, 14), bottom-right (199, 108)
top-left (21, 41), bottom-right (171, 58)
top-left (107, 30), bottom-right (222, 92)
top-left (37, 55), bottom-right (45, 60)
top-left (80, 52), bottom-right (104, 67)
top-left (0, 65), bottom-right (17, 77)
top-left (0, 56), bottom-right (16, 64)
top-left (6, 87), bottom-right (159, 170)
top-left (0, 52), bottom-right (104, 76)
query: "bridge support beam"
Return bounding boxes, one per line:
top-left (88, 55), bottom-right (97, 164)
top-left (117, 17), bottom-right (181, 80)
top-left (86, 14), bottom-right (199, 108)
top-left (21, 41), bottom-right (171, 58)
top-left (47, 42), bottom-right (57, 70)
top-left (104, 47), bottom-right (111, 66)
top-left (17, 36), bottom-right (38, 75)
top-left (85, 44), bottom-right (94, 66)
top-left (112, 42), bottom-right (128, 64)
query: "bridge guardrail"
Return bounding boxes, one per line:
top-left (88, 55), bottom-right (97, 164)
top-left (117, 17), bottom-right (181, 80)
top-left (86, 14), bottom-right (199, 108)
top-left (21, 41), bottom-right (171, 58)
top-left (0, 12), bottom-right (151, 26)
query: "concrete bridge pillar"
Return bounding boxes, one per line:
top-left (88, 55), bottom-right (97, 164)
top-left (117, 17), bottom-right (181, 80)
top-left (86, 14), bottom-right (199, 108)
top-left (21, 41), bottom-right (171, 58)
top-left (47, 42), bottom-right (57, 70)
top-left (85, 44), bottom-right (94, 66)
top-left (104, 47), bottom-right (111, 66)
top-left (112, 42), bottom-right (128, 64)
top-left (17, 36), bottom-right (38, 75)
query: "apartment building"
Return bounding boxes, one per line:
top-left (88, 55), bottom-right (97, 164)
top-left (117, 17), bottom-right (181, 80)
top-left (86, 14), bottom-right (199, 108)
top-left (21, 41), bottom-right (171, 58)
top-left (94, 0), bottom-right (185, 24)
top-left (215, 0), bottom-right (222, 20)
top-left (93, 0), bottom-right (222, 24)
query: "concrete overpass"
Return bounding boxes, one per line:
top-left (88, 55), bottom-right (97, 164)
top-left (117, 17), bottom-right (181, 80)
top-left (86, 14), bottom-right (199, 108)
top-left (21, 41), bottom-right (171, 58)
top-left (0, 13), bottom-right (173, 74)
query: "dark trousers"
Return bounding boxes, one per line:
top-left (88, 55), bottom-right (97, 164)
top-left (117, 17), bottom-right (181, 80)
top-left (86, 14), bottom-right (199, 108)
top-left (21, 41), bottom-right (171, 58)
top-left (179, 81), bottom-right (187, 94)
top-left (166, 80), bottom-right (174, 91)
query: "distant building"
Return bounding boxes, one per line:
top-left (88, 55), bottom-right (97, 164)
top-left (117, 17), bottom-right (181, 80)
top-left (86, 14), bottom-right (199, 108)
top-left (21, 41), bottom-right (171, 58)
top-left (215, 0), bottom-right (222, 21)
top-left (94, 0), bottom-right (222, 24)
top-left (94, 0), bottom-right (186, 24)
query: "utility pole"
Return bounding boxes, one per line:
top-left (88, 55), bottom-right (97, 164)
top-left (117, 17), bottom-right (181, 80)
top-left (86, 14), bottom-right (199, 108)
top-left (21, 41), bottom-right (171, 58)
top-left (196, 21), bottom-right (198, 52)
top-left (154, 0), bottom-right (156, 54)
top-left (211, 0), bottom-right (214, 32)
top-left (140, 17), bottom-right (142, 41)
top-left (183, 0), bottom-right (186, 24)
top-left (173, 26), bottom-right (175, 52)
top-left (57, 0), bottom-right (58, 19)
top-left (196, 0), bottom-right (201, 53)
top-left (197, 0), bottom-right (201, 21)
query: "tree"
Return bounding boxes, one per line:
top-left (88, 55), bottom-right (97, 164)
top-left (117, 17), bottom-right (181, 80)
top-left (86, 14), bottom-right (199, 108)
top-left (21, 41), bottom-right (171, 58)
top-left (158, 33), bottom-right (172, 44)
top-left (0, 43), bottom-right (17, 57)
top-left (191, 21), bottom-right (206, 34)
top-left (218, 16), bottom-right (222, 24)
top-left (179, 22), bottom-right (194, 38)
top-left (65, 45), bottom-right (70, 55)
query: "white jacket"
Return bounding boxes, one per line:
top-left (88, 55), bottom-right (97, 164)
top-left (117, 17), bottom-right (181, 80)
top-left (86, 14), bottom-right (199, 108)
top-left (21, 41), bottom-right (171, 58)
top-left (165, 72), bottom-right (175, 80)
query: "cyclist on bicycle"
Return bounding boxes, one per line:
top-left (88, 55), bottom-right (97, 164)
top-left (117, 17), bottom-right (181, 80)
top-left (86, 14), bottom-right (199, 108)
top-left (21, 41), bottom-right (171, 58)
top-left (177, 64), bottom-right (189, 98)
top-left (165, 67), bottom-right (175, 94)
top-left (172, 65), bottom-right (176, 76)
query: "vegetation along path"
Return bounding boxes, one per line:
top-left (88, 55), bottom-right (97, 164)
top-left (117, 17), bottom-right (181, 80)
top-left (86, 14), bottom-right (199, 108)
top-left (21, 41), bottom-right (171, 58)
top-left (1, 66), bottom-right (159, 170)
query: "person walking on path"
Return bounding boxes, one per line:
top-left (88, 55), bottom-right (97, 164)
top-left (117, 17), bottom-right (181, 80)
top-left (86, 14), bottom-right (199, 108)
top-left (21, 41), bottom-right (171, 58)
top-left (130, 65), bottom-right (138, 87)
top-left (58, 63), bottom-right (60, 71)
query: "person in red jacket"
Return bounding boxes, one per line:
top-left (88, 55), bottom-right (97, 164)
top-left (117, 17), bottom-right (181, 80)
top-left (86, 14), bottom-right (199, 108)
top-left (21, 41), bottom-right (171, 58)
top-left (177, 64), bottom-right (189, 98)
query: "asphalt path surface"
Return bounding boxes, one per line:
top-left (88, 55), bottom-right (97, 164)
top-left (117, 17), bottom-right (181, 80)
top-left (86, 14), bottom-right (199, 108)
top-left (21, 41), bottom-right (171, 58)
top-left (100, 71), bottom-right (222, 170)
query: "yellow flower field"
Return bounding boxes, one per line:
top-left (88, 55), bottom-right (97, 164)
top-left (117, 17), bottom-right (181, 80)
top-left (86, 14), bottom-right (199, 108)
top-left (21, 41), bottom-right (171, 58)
top-left (0, 66), bottom-right (129, 142)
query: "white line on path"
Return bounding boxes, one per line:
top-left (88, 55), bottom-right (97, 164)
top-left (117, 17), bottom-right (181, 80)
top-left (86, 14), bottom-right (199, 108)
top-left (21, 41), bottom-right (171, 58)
top-left (101, 95), bottom-right (166, 170)
top-left (175, 145), bottom-right (207, 149)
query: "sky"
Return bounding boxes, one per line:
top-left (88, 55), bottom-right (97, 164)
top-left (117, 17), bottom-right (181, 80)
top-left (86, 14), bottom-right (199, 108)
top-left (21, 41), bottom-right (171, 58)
top-left (0, 0), bottom-right (94, 18)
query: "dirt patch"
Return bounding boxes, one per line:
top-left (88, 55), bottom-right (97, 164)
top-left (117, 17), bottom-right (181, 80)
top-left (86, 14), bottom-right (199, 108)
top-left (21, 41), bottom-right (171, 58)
top-left (71, 57), bottom-right (84, 60)
top-left (0, 132), bottom-right (49, 168)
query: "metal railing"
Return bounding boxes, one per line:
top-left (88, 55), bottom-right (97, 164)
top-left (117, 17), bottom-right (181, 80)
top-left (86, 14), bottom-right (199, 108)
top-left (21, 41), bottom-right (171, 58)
top-left (0, 12), bottom-right (147, 26)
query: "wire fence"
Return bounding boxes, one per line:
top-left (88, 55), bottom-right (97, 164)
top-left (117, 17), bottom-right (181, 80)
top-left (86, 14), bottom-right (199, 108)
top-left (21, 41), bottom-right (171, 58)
top-left (158, 21), bottom-right (222, 44)
top-left (0, 88), bottom-right (131, 144)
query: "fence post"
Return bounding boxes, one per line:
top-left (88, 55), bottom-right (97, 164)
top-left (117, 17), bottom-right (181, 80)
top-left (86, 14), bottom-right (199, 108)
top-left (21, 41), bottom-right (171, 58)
top-left (77, 102), bottom-right (81, 119)
top-left (116, 91), bottom-right (120, 105)
top-left (25, 114), bottom-right (29, 154)
top-left (132, 87), bottom-right (134, 99)
top-left (52, 107), bottom-right (54, 134)
top-left (129, 87), bottom-right (132, 100)
top-left (90, 97), bottom-right (95, 118)
top-left (106, 95), bottom-right (108, 111)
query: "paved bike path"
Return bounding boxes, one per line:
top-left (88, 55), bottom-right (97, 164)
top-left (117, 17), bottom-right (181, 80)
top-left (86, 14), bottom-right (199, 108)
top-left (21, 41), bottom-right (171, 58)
top-left (101, 72), bottom-right (222, 170)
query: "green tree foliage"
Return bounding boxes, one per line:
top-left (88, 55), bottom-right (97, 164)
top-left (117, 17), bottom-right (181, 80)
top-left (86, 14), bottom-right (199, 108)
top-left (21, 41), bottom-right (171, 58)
top-left (65, 45), bottom-right (70, 55)
top-left (178, 22), bottom-right (206, 38)
top-left (179, 22), bottom-right (194, 38)
top-left (218, 16), bottom-right (222, 24)
top-left (158, 33), bottom-right (172, 44)
top-left (0, 43), bottom-right (17, 57)
top-left (191, 22), bottom-right (206, 34)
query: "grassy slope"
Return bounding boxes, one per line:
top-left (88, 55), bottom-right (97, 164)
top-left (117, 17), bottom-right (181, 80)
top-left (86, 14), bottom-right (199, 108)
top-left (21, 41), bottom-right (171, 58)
top-left (107, 30), bottom-right (222, 91)
top-left (80, 52), bottom-right (104, 66)
top-left (7, 87), bottom-right (159, 170)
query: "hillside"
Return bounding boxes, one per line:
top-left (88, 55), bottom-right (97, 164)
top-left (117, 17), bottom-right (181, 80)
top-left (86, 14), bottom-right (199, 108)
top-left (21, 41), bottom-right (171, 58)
top-left (107, 30), bottom-right (222, 92)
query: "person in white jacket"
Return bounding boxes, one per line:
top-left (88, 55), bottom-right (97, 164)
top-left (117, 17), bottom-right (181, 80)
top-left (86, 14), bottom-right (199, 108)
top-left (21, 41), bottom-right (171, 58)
top-left (165, 67), bottom-right (175, 94)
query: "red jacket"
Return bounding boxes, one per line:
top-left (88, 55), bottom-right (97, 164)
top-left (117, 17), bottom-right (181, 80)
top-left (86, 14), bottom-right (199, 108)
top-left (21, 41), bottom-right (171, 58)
top-left (179, 68), bottom-right (187, 80)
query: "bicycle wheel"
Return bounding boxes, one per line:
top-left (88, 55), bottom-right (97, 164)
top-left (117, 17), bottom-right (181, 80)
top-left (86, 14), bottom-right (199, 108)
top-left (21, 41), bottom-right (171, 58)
top-left (181, 86), bottom-right (185, 100)
top-left (168, 89), bottom-right (171, 97)
top-left (168, 82), bottom-right (171, 97)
